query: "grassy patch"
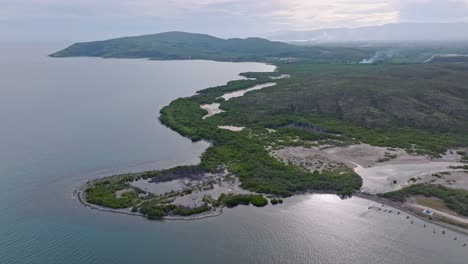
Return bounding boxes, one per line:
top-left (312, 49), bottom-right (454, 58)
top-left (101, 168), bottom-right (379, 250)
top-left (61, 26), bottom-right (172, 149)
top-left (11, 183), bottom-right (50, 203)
top-left (380, 184), bottom-right (468, 217)
top-left (85, 176), bottom-right (143, 209)
top-left (414, 196), bottom-right (453, 213)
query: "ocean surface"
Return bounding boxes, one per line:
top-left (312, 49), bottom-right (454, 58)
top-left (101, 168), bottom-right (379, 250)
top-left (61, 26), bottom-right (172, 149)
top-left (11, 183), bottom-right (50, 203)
top-left (0, 43), bottom-right (467, 264)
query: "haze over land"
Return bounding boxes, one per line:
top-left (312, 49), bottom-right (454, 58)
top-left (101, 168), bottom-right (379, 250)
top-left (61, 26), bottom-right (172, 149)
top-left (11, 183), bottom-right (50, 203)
top-left (269, 23), bottom-right (468, 43)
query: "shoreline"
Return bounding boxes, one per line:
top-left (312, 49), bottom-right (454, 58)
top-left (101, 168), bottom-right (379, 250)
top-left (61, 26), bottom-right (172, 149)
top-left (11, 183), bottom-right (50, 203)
top-left (74, 62), bottom-right (278, 222)
top-left (70, 58), bottom-right (468, 235)
top-left (75, 176), bottom-right (468, 234)
top-left (355, 192), bottom-right (468, 236)
top-left (76, 178), bottom-right (227, 221)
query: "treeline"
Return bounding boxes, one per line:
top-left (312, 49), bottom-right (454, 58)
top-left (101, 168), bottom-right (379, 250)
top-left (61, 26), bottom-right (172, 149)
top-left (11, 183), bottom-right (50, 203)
top-left (218, 63), bottom-right (468, 156)
top-left (142, 165), bottom-right (206, 182)
top-left (219, 194), bottom-right (268, 207)
top-left (158, 71), bottom-right (363, 197)
top-left (136, 198), bottom-right (213, 220)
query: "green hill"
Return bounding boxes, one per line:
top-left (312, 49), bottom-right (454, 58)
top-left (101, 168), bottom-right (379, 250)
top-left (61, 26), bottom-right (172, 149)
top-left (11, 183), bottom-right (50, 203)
top-left (50, 31), bottom-right (369, 62)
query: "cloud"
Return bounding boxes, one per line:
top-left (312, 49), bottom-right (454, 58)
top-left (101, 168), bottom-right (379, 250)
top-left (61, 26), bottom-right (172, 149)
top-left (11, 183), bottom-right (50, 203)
top-left (2, 0), bottom-right (468, 41)
top-left (263, 0), bottom-right (399, 29)
top-left (396, 0), bottom-right (468, 22)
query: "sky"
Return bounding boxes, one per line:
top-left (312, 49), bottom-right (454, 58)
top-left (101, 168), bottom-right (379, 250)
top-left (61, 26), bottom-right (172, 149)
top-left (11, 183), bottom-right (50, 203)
top-left (2, 0), bottom-right (468, 42)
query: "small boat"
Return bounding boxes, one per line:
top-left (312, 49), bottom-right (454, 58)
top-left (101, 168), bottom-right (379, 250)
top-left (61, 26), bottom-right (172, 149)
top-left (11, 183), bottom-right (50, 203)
top-left (397, 212), bottom-right (400, 215)
top-left (454, 237), bottom-right (458, 241)
top-left (442, 231), bottom-right (446, 234)
top-left (406, 216), bottom-right (410, 219)
top-left (423, 224), bottom-right (426, 228)
top-left (410, 221), bottom-right (414, 224)
top-left (463, 243), bottom-right (466, 247)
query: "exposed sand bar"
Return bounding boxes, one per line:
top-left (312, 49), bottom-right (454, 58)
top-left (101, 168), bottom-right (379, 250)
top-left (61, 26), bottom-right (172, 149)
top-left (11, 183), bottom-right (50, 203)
top-left (355, 161), bottom-right (465, 194)
top-left (200, 82), bottom-right (277, 119)
top-left (219, 82), bottom-right (276, 101)
top-left (200, 103), bottom-right (224, 119)
top-left (218, 125), bottom-right (245, 131)
top-left (272, 144), bottom-right (468, 194)
top-left (270, 74), bottom-right (290, 80)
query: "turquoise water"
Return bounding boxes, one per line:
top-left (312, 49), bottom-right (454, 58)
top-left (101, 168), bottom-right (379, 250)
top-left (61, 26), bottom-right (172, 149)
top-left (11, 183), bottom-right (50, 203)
top-left (1, 43), bottom-right (467, 264)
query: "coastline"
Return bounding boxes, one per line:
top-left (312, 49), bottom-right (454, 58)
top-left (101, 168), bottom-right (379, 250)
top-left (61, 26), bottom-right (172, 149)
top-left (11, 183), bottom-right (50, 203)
top-left (356, 192), bottom-right (468, 235)
top-left (70, 58), bottom-right (468, 235)
top-left (76, 176), bottom-right (468, 233)
top-left (75, 178), bottom-right (226, 221)
top-left (73, 62), bottom-right (278, 221)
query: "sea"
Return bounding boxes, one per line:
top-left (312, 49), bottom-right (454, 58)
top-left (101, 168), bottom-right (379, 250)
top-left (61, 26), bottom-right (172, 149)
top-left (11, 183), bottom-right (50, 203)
top-left (0, 43), bottom-right (467, 264)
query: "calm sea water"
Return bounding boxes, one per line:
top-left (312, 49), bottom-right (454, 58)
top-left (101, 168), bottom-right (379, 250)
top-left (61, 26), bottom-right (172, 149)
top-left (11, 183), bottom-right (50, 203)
top-left (0, 43), bottom-right (467, 264)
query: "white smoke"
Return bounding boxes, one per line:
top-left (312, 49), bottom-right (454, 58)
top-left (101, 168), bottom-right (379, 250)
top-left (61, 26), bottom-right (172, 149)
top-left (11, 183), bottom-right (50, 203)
top-left (359, 57), bottom-right (376, 64)
top-left (359, 50), bottom-right (398, 64)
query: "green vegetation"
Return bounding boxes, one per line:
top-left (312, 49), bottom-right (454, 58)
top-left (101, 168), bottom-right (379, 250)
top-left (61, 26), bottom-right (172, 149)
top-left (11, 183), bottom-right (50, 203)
top-left (51, 32), bottom-right (468, 65)
top-left (449, 165), bottom-right (468, 170)
top-left (50, 31), bottom-right (369, 63)
top-left (132, 193), bottom-right (268, 220)
top-left (85, 176), bottom-right (143, 209)
top-left (68, 34), bottom-right (468, 218)
top-left (139, 165), bottom-right (205, 181)
top-left (270, 198), bottom-right (283, 205)
top-left (158, 69), bottom-right (365, 196)
top-left (171, 205), bottom-right (212, 216)
top-left (138, 203), bottom-right (177, 220)
top-left (380, 184), bottom-right (468, 217)
top-left (250, 195), bottom-right (269, 207)
top-left (456, 151), bottom-right (468, 161)
top-left (217, 63), bottom-right (468, 156)
top-left (136, 198), bottom-right (212, 220)
top-left (339, 41), bottom-right (468, 64)
top-left (218, 194), bottom-right (268, 208)
top-left (84, 61), bottom-right (468, 218)
top-left (158, 62), bottom-right (468, 198)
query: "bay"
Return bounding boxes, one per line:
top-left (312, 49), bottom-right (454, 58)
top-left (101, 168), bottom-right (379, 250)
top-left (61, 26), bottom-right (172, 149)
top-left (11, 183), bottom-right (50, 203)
top-left (0, 43), bottom-right (466, 264)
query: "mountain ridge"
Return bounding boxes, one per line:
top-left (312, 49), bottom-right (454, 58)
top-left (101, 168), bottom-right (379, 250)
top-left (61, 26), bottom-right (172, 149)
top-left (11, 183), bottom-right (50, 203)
top-left (49, 31), bottom-right (369, 63)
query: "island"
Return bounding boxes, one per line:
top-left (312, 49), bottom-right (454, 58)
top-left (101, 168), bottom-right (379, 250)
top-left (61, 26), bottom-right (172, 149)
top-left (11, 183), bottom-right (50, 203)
top-left (55, 32), bottom-right (468, 228)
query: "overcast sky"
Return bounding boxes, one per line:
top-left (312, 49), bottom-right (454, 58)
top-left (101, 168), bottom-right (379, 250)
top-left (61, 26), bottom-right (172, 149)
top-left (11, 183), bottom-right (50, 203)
top-left (2, 0), bottom-right (468, 42)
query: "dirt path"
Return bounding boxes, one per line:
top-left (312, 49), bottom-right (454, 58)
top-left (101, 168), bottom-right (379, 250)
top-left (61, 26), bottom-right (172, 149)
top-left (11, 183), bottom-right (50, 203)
top-left (407, 203), bottom-right (468, 225)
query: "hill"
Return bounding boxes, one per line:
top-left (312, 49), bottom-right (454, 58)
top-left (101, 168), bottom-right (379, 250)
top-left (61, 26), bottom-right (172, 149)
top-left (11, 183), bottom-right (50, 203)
top-left (50, 31), bottom-right (369, 62)
top-left (221, 63), bottom-right (468, 142)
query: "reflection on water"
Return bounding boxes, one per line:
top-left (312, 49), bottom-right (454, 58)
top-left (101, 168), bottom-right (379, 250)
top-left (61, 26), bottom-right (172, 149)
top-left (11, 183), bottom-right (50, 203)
top-left (0, 43), bottom-right (466, 264)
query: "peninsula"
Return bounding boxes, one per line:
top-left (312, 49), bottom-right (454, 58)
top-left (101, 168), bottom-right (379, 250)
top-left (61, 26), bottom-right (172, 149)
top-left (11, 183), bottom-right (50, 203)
top-left (54, 32), bottom-right (468, 227)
